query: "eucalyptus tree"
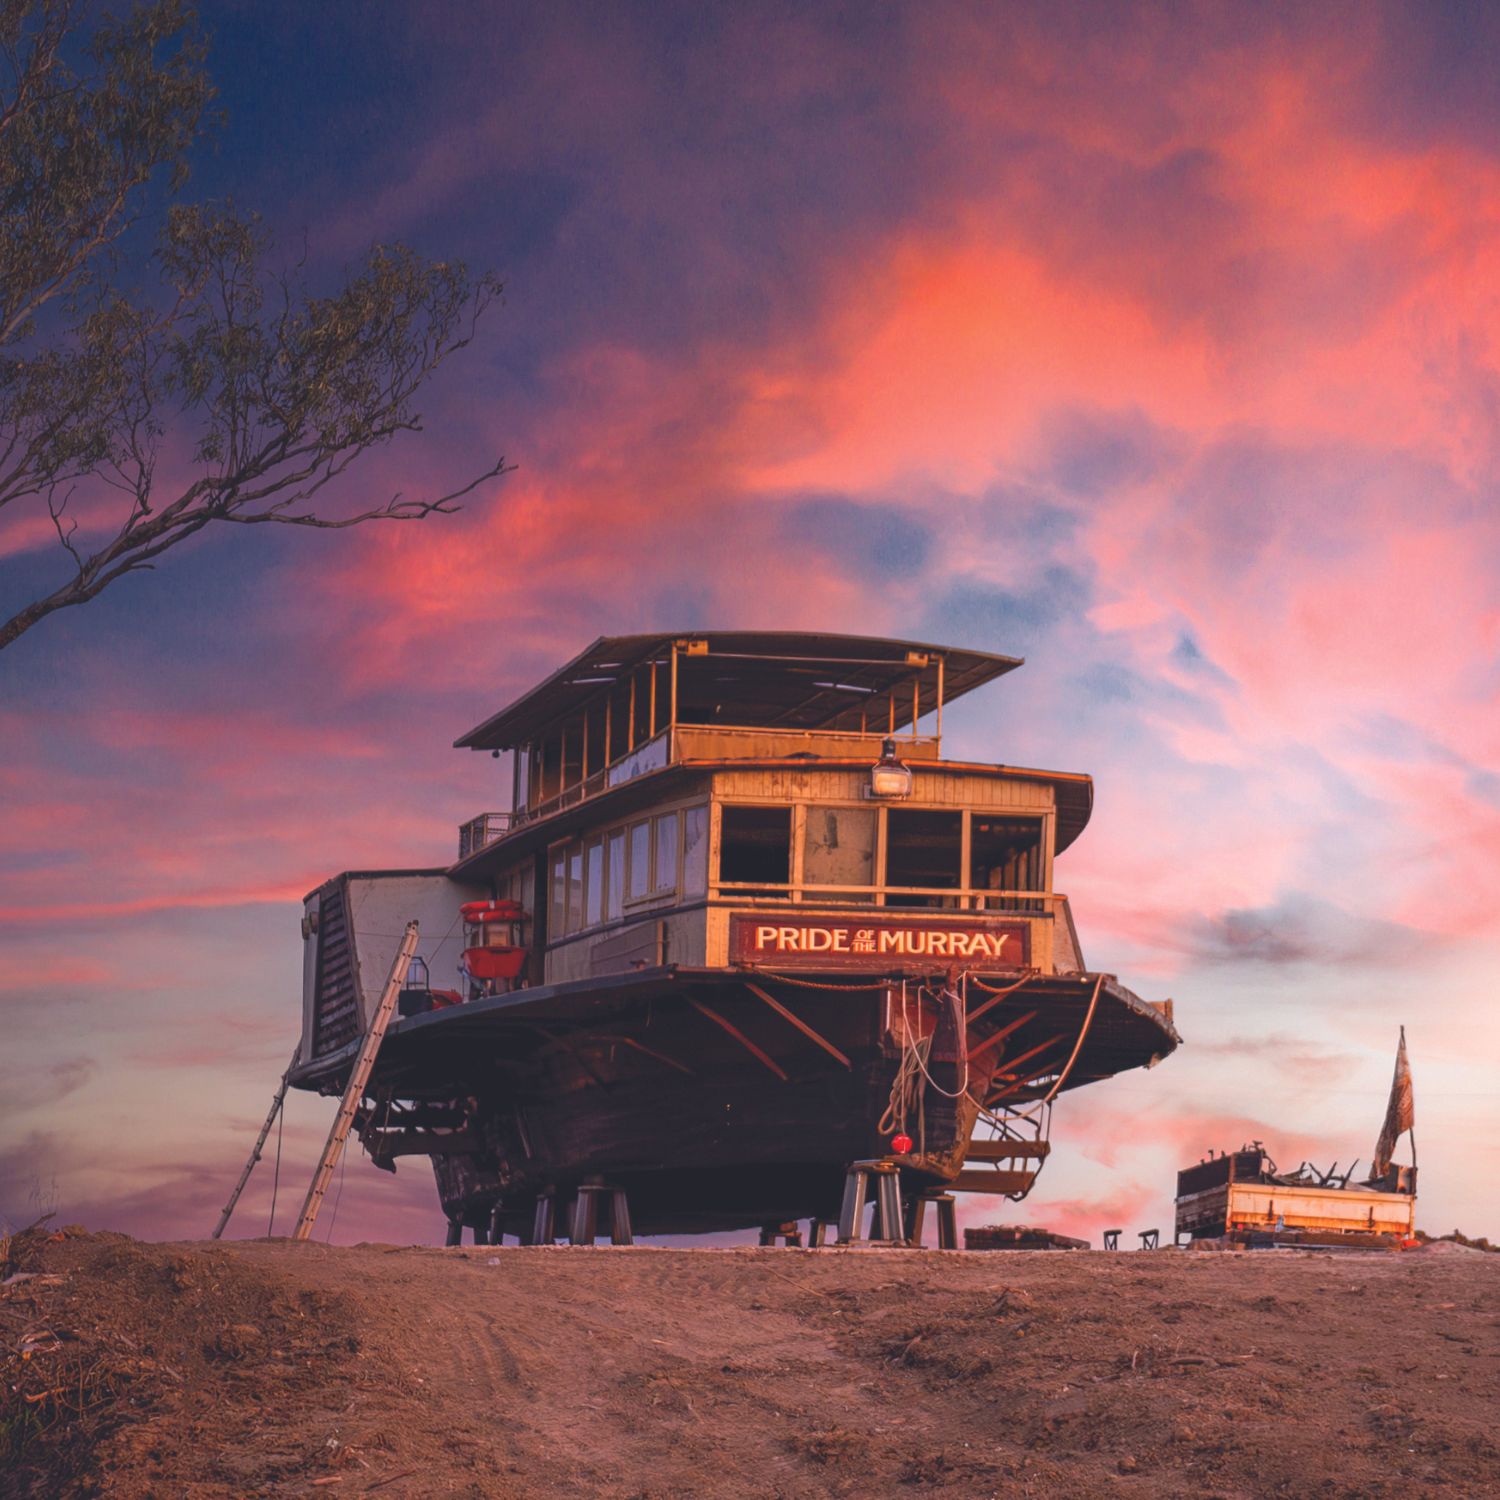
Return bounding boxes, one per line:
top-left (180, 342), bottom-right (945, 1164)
top-left (0, 0), bottom-right (506, 651)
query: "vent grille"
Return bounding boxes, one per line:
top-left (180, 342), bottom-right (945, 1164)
top-left (312, 885), bottom-right (360, 1057)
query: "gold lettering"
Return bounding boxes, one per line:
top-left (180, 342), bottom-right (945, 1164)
top-left (806, 929), bottom-right (833, 951)
top-left (879, 930), bottom-right (904, 953)
top-left (755, 925), bottom-right (778, 949)
top-left (779, 926), bottom-right (801, 951)
top-left (832, 930), bottom-right (850, 951)
top-left (930, 933), bottom-right (952, 956)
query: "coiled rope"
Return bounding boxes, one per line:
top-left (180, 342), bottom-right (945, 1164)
top-left (879, 979), bottom-right (978, 1155)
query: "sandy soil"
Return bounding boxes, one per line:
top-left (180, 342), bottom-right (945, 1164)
top-left (3, 1231), bottom-right (1498, 1498)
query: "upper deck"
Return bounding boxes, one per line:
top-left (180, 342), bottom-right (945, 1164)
top-left (452, 632), bottom-right (1029, 863)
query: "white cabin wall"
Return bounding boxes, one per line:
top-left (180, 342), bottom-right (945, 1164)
top-left (344, 874), bottom-right (485, 1023)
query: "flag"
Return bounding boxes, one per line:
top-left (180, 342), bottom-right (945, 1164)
top-left (1371, 1026), bottom-right (1414, 1178)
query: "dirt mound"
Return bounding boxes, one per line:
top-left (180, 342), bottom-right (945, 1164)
top-left (4, 1232), bottom-right (1497, 1497)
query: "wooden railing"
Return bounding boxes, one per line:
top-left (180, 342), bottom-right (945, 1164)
top-left (710, 882), bottom-right (1061, 914)
top-left (477, 723), bottom-right (941, 847)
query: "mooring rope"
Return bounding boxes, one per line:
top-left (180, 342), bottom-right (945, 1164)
top-left (878, 983), bottom-right (930, 1155)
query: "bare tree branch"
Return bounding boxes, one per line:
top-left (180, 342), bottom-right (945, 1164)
top-left (0, 1), bottom-right (508, 652)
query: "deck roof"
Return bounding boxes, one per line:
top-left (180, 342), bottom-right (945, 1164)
top-left (454, 632), bottom-right (1022, 751)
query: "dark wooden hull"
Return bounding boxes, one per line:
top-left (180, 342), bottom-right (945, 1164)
top-left (290, 964), bottom-right (1179, 1237)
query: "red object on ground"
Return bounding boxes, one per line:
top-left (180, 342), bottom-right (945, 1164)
top-left (464, 945), bottom-right (527, 980)
top-left (891, 1133), bottom-right (913, 1154)
top-left (429, 989), bottom-right (464, 1009)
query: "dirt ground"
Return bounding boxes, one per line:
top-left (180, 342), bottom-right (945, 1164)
top-left (3, 1230), bottom-right (1497, 1498)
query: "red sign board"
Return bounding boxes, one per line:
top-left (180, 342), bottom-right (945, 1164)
top-left (729, 913), bottom-right (1030, 970)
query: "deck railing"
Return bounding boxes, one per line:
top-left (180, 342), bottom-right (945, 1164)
top-left (462, 724), bottom-right (943, 855)
top-left (458, 811), bottom-right (513, 861)
top-left (709, 882), bottom-right (1060, 914)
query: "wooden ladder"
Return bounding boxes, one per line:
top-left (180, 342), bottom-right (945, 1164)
top-left (210, 1042), bottom-right (301, 1240)
top-left (292, 919), bottom-right (419, 1243)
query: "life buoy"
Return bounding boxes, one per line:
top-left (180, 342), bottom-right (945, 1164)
top-left (460, 899), bottom-right (524, 925)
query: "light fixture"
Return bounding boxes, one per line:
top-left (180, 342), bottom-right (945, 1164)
top-left (869, 736), bottom-right (913, 798)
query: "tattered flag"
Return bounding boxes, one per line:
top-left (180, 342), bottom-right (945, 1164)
top-left (1371, 1026), bottom-right (1414, 1178)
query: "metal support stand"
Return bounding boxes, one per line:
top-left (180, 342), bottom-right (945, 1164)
top-left (838, 1160), bottom-right (905, 1246)
top-left (568, 1176), bottom-right (634, 1246)
top-left (1138, 1228), bottom-right (1160, 1251)
top-left (531, 1189), bottom-right (557, 1246)
top-left (807, 1219), bottom-right (831, 1248)
top-left (907, 1191), bottom-right (959, 1249)
top-left (1103, 1227), bottom-right (1121, 1251)
top-left (445, 1218), bottom-right (463, 1247)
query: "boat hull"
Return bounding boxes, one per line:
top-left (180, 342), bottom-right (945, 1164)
top-left (291, 964), bottom-right (1179, 1238)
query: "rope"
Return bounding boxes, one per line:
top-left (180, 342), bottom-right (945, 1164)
top-left (1039, 972), bottom-right (1105, 1104)
top-left (901, 981), bottom-right (971, 1101)
top-left (878, 1038), bottom-right (928, 1152)
top-left (879, 979), bottom-right (976, 1155)
top-left (967, 969), bottom-right (1038, 996)
top-left (878, 984), bottom-right (930, 1155)
top-left (750, 970), bottom-right (892, 992)
top-left (324, 1147), bottom-right (348, 1242)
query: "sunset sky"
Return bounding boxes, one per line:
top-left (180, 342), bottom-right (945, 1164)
top-left (2, 1), bottom-right (1496, 1247)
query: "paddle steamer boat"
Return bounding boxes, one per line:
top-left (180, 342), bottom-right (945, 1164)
top-left (290, 633), bottom-right (1181, 1242)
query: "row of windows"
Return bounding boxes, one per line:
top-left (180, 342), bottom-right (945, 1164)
top-left (719, 804), bottom-right (1046, 905)
top-left (549, 804), bottom-right (708, 939)
top-left (545, 802), bottom-right (1047, 939)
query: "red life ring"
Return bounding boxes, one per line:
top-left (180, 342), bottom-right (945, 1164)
top-left (460, 899), bottom-right (523, 925)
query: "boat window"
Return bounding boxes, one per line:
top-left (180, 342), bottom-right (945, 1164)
top-left (584, 838), bottom-right (605, 926)
top-left (885, 808), bottom-right (963, 908)
top-left (970, 816), bottom-right (1045, 911)
top-left (549, 849), bottom-right (567, 934)
top-left (654, 812), bottom-right (678, 893)
top-left (802, 806), bottom-right (877, 898)
top-left (628, 820), bottom-right (652, 901)
top-left (567, 846), bottom-right (585, 931)
top-left (719, 805), bottom-right (791, 893)
top-left (681, 804), bottom-right (709, 897)
top-left (606, 829), bottom-right (626, 920)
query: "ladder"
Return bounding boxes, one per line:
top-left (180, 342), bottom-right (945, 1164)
top-left (292, 920), bottom-right (420, 1243)
top-left (210, 1042), bottom-right (301, 1240)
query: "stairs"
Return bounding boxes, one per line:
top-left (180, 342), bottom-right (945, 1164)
top-left (949, 1136), bottom-right (1050, 1197)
